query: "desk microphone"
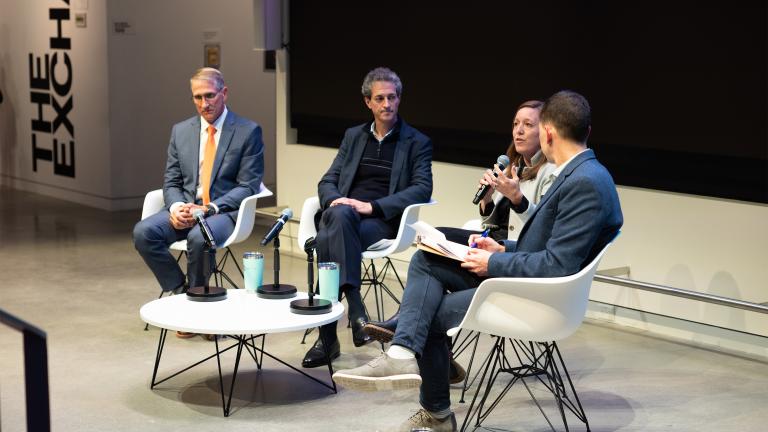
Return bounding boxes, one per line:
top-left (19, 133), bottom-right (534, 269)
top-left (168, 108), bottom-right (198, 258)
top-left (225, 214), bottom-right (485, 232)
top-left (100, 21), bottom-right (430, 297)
top-left (260, 208), bottom-right (293, 246)
top-left (304, 237), bottom-right (317, 254)
top-left (192, 209), bottom-right (217, 249)
top-left (187, 209), bottom-right (227, 302)
top-left (289, 235), bottom-right (331, 314)
top-left (472, 154), bottom-right (510, 204)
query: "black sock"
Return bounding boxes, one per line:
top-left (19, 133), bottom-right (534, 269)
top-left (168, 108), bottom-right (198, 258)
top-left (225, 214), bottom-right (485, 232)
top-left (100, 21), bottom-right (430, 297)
top-left (343, 284), bottom-right (366, 320)
top-left (319, 322), bottom-right (338, 344)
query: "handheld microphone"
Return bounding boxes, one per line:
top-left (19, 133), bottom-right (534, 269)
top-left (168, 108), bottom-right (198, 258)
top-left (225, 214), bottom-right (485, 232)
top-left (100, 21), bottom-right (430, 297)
top-left (472, 155), bottom-right (510, 204)
top-left (192, 209), bottom-right (217, 249)
top-left (261, 208), bottom-right (293, 246)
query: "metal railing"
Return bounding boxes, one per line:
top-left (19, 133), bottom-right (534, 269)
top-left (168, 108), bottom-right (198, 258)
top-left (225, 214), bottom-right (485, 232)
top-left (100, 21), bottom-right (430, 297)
top-left (0, 309), bottom-right (50, 432)
top-left (594, 269), bottom-right (768, 315)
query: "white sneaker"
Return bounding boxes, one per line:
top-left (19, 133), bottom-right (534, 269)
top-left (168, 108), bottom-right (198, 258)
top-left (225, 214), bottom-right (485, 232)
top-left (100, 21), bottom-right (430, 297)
top-left (332, 352), bottom-right (421, 391)
top-left (396, 409), bottom-right (457, 432)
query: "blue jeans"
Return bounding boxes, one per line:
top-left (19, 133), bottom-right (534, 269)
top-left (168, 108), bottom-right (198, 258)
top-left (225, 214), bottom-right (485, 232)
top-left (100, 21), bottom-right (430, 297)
top-left (392, 250), bottom-right (483, 413)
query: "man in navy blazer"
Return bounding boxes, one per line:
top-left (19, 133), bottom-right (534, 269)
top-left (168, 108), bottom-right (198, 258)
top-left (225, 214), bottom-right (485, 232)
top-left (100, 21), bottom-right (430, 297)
top-left (134, 68), bottom-right (264, 301)
top-left (302, 67), bottom-right (433, 368)
top-left (333, 90), bottom-right (622, 431)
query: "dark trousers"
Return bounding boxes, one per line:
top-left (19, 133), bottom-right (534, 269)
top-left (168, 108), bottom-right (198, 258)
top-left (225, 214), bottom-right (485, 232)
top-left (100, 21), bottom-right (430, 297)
top-left (315, 205), bottom-right (396, 340)
top-left (133, 210), bottom-right (235, 291)
top-left (392, 250), bottom-right (484, 413)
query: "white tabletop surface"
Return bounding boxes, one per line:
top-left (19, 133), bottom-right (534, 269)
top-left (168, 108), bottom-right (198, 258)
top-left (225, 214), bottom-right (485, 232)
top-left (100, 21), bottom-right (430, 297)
top-left (140, 289), bottom-right (344, 335)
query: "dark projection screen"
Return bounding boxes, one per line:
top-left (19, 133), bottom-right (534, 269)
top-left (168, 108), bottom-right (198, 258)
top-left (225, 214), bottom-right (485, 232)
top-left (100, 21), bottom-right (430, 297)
top-left (289, 1), bottom-right (768, 203)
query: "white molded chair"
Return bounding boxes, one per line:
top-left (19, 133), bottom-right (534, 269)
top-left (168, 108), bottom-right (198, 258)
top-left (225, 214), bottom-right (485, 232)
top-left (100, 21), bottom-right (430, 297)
top-left (361, 199), bottom-right (436, 321)
top-left (142, 189), bottom-right (187, 255)
top-left (447, 233), bottom-right (619, 432)
top-left (215, 183), bottom-right (274, 287)
top-left (141, 183), bottom-right (273, 290)
top-left (296, 197), bottom-right (436, 322)
top-left (297, 196), bottom-right (322, 252)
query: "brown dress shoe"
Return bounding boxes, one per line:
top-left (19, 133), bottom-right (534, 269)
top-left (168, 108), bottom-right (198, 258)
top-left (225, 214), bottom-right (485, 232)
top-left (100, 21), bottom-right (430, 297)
top-left (449, 358), bottom-right (467, 384)
top-left (175, 331), bottom-right (197, 339)
top-left (363, 311), bottom-right (398, 343)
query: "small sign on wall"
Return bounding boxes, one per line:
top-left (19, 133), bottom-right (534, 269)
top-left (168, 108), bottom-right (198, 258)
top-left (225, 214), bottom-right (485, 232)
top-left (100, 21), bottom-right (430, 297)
top-left (204, 44), bottom-right (221, 69)
top-left (202, 29), bottom-right (221, 43)
top-left (113, 21), bottom-right (135, 35)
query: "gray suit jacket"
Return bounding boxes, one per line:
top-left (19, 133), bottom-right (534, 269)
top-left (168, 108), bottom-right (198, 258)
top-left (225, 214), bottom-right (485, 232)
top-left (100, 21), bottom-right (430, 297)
top-left (162, 110), bottom-right (264, 217)
top-left (318, 120), bottom-right (433, 221)
top-left (487, 149), bottom-right (623, 278)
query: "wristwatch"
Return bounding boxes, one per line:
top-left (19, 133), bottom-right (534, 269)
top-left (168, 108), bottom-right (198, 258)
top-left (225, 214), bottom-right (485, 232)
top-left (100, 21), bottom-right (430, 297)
top-left (206, 203), bottom-right (216, 217)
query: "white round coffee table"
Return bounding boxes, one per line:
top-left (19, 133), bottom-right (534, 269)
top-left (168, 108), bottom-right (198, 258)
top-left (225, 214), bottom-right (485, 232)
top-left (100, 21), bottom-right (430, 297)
top-left (140, 289), bottom-right (344, 416)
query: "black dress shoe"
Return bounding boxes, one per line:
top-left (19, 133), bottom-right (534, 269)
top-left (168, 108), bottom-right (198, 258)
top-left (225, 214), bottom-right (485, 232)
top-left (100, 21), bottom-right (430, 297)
top-left (302, 337), bottom-right (341, 368)
top-left (363, 311), bottom-right (398, 343)
top-left (351, 317), bottom-right (374, 347)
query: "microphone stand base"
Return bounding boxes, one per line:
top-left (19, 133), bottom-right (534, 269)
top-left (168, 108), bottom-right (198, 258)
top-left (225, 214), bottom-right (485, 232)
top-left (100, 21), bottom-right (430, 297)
top-left (186, 286), bottom-right (227, 302)
top-left (290, 298), bottom-right (333, 315)
top-left (256, 284), bottom-right (297, 299)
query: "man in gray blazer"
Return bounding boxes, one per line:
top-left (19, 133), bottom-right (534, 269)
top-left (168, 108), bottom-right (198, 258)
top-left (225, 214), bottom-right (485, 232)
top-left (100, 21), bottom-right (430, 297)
top-left (134, 68), bottom-right (264, 303)
top-left (333, 90), bottom-right (622, 431)
top-left (302, 67), bottom-right (433, 368)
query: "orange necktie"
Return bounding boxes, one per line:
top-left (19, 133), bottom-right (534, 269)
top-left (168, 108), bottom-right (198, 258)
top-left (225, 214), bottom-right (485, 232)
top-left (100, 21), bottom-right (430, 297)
top-left (200, 125), bottom-right (217, 205)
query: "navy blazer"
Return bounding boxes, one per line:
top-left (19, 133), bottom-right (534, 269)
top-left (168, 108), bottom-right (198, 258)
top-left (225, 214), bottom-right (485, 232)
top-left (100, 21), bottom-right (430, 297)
top-left (162, 110), bottom-right (265, 216)
top-left (487, 149), bottom-right (623, 278)
top-left (318, 120), bottom-right (433, 221)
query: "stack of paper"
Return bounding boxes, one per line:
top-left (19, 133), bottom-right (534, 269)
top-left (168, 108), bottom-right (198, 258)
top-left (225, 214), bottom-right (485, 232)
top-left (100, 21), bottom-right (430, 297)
top-left (409, 221), bottom-right (470, 262)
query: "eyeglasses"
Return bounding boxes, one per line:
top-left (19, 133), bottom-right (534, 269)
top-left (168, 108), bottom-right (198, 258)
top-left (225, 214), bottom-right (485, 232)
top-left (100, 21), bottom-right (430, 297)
top-left (192, 91), bottom-right (220, 103)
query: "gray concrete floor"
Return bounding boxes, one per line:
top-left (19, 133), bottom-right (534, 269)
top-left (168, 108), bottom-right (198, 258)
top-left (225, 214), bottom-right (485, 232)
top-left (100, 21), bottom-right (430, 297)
top-left (1, 186), bottom-right (766, 431)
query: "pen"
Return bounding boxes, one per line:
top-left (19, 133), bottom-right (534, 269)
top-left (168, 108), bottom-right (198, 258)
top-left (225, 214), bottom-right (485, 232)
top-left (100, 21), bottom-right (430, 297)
top-left (471, 228), bottom-right (490, 248)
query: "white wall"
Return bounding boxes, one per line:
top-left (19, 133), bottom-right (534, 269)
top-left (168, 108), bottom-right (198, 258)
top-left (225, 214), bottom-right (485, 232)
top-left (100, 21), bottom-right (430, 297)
top-left (0, 0), bottom-right (112, 208)
top-left (0, 0), bottom-right (277, 210)
top-left (106, 0), bottom-right (276, 209)
top-left (274, 50), bottom-right (768, 343)
top-left (590, 188), bottom-right (768, 337)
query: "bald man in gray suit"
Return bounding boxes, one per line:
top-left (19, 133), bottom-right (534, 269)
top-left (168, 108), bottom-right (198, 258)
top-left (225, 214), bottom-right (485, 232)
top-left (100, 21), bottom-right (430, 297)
top-left (134, 68), bottom-right (264, 298)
